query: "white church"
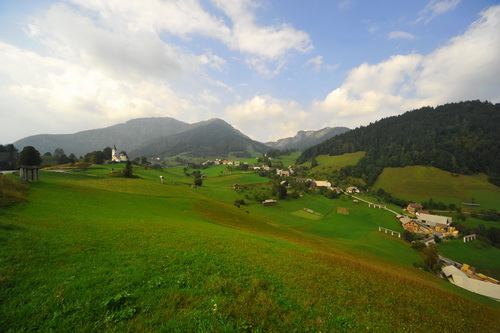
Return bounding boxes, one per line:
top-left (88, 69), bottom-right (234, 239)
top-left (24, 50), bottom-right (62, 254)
top-left (111, 145), bottom-right (128, 162)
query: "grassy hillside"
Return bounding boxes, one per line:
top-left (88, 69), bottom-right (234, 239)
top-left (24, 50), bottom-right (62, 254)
top-left (303, 151), bottom-right (365, 173)
top-left (373, 166), bottom-right (500, 209)
top-left (1, 165), bottom-right (499, 331)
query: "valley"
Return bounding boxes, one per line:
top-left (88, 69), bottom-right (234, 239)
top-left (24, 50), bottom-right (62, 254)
top-left (1, 158), bottom-right (499, 331)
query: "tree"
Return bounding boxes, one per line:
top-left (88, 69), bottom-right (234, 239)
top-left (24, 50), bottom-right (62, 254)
top-left (93, 151), bottom-right (105, 164)
top-left (423, 244), bottom-right (440, 273)
top-left (17, 146), bottom-right (42, 166)
top-left (103, 147), bottom-right (112, 161)
top-left (58, 154), bottom-right (69, 165)
top-left (54, 148), bottom-right (65, 158)
top-left (124, 161), bottom-right (133, 178)
top-left (193, 177), bottom-right (203, 186)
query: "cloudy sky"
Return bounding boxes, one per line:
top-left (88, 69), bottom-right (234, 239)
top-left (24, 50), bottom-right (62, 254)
top-left (1, 0), bottom-right (499, 144)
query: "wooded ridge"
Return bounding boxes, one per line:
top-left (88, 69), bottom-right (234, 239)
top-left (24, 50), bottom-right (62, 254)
top-left (297, 101), bottom-right (500, 186)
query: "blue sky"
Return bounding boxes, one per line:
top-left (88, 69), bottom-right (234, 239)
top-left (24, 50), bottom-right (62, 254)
top-left (1, 0), bottom-right (499, 144)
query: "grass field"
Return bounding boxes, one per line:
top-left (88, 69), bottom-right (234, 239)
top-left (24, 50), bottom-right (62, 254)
top-left (1, 164), bottom-right (499, 331)
top-left (373, 166), bottom-right (500, 210)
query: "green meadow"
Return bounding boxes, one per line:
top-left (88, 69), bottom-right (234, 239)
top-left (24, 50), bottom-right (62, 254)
top-left (373, 165), bottom-right (500, 209)
top-left (1, 165), bottom-right (499, 331)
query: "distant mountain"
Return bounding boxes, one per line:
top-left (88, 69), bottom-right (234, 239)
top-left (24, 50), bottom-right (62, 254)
top-left (130, 118), bottom-right (270, 158)
top-left (266, 127), bottom-right (350, 150)
top-left (13, 117), bottom-right (190, 157)
top-left (297, 100), bottom-right (500, 186)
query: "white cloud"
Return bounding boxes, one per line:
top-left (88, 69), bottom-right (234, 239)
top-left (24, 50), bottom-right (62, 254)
top-left (313, 5), bottom-right (500, 128)
top-left (68, 0), bottom-right (312, 74)
top-left (388, 31), bottom-right (415, 40)
top-left (225, 95), bottom-right (307, 141)
top-left (0, 41), bottom-right (198, 142)
top-left (305, 56), bottom-right (324, 72)
top-left (416, 0), bottom-right (461, 24)
top-left (305, 56), bottom-right (339, 72)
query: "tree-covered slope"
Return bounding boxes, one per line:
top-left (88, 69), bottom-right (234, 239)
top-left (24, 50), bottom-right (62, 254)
top-left (130, 118), bottom-right (270, 158)
top-left (297, 101), bottom-right (500, 185)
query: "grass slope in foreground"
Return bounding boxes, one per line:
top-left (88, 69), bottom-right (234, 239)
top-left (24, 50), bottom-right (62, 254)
top-left (373, 165), bottom-right (500, 210)
top-left (0, 167), bottom-right (499, 332)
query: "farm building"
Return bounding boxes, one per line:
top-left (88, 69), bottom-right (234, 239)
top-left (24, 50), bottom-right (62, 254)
top-left (262, 199), bottom-right (278, 206)
top-left (417, 213), bottom-right (452, 227)
top-left (313, 181), bottom-right (332, 189)
top-left (346, 186), bottom-right (360, 194)
top-left (407, 203), bottom-right (423, 213)
top-left (442, 265), bottom-right (500, 301)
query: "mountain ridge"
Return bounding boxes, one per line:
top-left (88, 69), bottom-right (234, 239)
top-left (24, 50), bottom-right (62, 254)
top-left (266, 127), bottom-right (350, 150)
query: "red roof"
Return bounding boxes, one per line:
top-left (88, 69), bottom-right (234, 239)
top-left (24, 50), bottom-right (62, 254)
top-left (408, 203), bottom-right (423, 208)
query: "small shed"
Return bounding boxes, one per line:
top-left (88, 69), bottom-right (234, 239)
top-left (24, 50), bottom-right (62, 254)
top-left (262, 199), bottom-right (278, 206)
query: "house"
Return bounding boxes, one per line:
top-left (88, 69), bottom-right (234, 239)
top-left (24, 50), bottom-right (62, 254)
top-left (346, 186), bottom-right (360, 194)
top-left (312, 181), bottom-right (332, 189)
top-left (262, 199), bottom-right (277, 206)
top-left (276, 169), bottom-right (290, 177)
top-left (407, 203), bottom-right (423, 213)
top-left (416, 209), bottom-right (430, 216)
top-left (403, 220), bottom-right (421, 233)
top-left (417, 213), bottom-right (452, 227)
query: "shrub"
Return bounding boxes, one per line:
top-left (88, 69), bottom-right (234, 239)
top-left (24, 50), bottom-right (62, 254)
top-left (0, 175), bottom-right (28, 208)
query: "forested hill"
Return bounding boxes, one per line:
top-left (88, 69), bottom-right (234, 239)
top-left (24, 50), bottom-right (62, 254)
top-left (129, 118), bottom-right (270, 158)
top-left (297, 101), bottom-right (500, 186)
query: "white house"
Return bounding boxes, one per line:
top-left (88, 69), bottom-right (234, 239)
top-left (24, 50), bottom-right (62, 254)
top-left (276, 169), bottom-right (291, 177)
top-left (346, 186), bottom-right (360, 194)
top-left (417, 213), bottom-right (452, 227)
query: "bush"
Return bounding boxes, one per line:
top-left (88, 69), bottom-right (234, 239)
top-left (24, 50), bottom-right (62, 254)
top-left (0, 175), bottom-right (29, 208)
top-left (234, 199), bottom-right (246, 206)
top-left (411, 242), bottom-right (425, 251)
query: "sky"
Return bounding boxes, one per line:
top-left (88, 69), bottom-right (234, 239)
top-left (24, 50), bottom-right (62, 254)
top-left (1, 0), bottom-right (499, 144)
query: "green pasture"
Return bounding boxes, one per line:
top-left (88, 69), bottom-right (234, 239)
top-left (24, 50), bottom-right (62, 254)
top-left (437, 240), bottom-right (500, 280)
top-left (373, 166), bottom-right (500, 210)
top-left (275, 151), bottom-right (301, 167)
top-left (1, 166), bottom-right (499, 331)
top-left (305, 151), bottom-right (365, 170)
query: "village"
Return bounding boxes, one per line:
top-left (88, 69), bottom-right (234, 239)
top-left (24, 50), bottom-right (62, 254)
top-left (115, 153), bottom-right (500, 301)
